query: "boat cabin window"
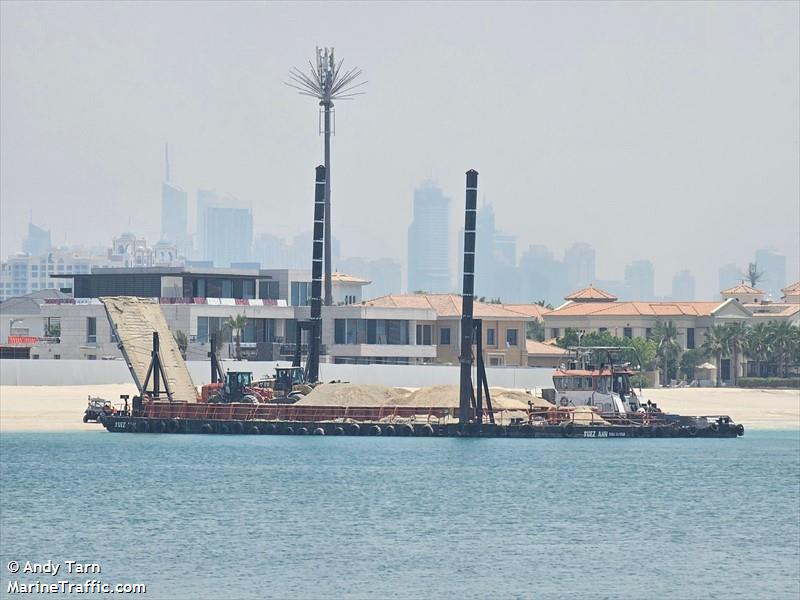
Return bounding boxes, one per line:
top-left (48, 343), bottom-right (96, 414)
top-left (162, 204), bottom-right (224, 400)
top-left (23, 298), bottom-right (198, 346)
top-left (597, 376), bottom-right (611, 394)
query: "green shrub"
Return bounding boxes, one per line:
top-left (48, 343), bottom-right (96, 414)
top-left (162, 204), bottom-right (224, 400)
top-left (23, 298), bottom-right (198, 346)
top-left (737, 377), bottom-right (800, 389)
top-left (629, 374), bottom-right (651, 389)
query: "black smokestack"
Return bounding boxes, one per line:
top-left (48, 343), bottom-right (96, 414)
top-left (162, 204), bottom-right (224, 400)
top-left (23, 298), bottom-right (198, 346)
top-left (458, 169), bottom-right (478, 425)
top-left (307, 165), bottom-right (326, 384)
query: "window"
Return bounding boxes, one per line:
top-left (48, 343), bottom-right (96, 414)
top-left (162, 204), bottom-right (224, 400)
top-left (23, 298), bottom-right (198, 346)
top-left (623, 327), bottom-right (633, 339)
top-left (440, 327), bottom-right (451, 345)
top-left (489, 356), bottom-right (504, 366)
top-left (550, 328), bottom-right (559, 339)
top-left (44, 317), bottom-right (61, 338)
top-left (53, 354), bottom-right (61, 360)
top-left (242, 280), bottom-right (256, 299)
top-left (335, 319), bottom-right (346, 344)
top-left (198, 317), bottom-right (209, 343)
top-left (687, 328), bottom-right (695, 349)
top-left (259, 280), bottom-right (280, 300)
top-left (599, 327), bottom-right (607, 333)
top-left (506, 328), bottom-right (518, 347)
top-left (222, 279), bottom-right (233, 298)
top-left (416, 324), bottom-right (432, 345)
top-left (487, 328), bottom-right (496, 346)
top-left (645, 328), bottom-right (652, 339)
top-left (86, 317), bottom-right (97, 344)
top-left (291, 281), bottom-right (311, 306)
top-left (87, 354), bottom-right (97, 360)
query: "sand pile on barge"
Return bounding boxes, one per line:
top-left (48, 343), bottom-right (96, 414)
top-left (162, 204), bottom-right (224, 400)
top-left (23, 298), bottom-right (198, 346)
top-left (296, 383), bottom-right (553, 412)
top-left (295, 383), bottom-right (410, 406)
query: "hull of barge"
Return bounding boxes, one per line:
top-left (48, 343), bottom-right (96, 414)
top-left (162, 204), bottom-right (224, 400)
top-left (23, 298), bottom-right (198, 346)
top-left (99, 415), bottom-right (742, 438)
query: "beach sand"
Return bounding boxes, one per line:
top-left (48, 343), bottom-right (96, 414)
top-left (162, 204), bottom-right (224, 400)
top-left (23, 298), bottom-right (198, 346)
top-left (0, 384), bottom-right (798, 433)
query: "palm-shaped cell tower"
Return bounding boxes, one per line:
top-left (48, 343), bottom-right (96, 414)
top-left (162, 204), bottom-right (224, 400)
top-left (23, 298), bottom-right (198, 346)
top-left (287, 48), bottom-right (366, 305)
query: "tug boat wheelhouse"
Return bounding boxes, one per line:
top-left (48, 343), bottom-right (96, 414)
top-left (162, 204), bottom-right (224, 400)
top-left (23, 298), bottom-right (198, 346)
top-left (552, 346), bottom-right (645, 415)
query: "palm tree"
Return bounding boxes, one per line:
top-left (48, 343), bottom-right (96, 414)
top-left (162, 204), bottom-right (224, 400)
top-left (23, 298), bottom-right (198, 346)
top-left (702, 325), bottom-right (728, 386)
top-left (744, 322), bottom-right (770, 377)
top-left (744, 262), bottom-right (765, 288)
top-left (173, 330), bottom-right (188, 360)
top-left (653, 320), bottom-right (680, 386)
top-left (768, 321), bottom-right (798, 378)
top-left (723, 322), bottom-right (748, 385)
top-left (224, 314), bottom-right (248, 361)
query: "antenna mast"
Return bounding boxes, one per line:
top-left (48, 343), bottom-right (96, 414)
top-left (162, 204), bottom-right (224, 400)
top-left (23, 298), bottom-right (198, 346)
top-left (287, 48), bottom-right (366, 305)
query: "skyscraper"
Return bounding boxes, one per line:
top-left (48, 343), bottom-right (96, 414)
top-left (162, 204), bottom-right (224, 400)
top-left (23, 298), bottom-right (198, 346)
top-left (754, 248), bottom-right (786, 299)
top-left (160, 145), bottom-right (188, 256)
top-left (718, 263), bottom-right (741, 292)
top-left (22, 222), bottom-right (51, 256)
top-left (203, 206), bottom-right (253, 267)
top-left (564, 243), bottom-right (596, 290)
top-left (407, 182), bottom-right (450, 293)
top-left (624, 259), bottom-right (655, 299)
top-left (518, 244), bottom-right (566, 306)
top-left (671, 269), bottom-right (695, 300)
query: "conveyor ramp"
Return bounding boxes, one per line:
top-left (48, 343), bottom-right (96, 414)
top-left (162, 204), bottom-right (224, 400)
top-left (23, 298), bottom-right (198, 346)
top-left (101, 296), bottom-right (197, 403)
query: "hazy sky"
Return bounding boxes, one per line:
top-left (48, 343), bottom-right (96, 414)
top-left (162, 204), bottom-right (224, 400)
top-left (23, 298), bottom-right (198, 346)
top-left (1, 1), bottom-right (798, 298)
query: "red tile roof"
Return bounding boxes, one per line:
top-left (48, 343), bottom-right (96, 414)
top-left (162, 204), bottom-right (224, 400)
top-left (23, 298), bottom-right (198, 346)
top-left (721, 283), bottom-right (763, 295)
top-left (782, 281), bottom-right (800, 297)
top-left (564, 284), bottom-right (617, 302)
top-left (502, 304), bottom-right (551, 320)
top-left (364, 294), bottom-right (527, 319)
top-left (548, 301), bottom-right (724, 317)
top-left (331, 272), bottom-right (370, 284)
top-left (525, 339), bottom-right (568, 355)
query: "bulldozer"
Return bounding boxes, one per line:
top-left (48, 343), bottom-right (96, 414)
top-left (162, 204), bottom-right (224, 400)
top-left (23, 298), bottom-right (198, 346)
top-left (253, 365), bottom-right (313, 403)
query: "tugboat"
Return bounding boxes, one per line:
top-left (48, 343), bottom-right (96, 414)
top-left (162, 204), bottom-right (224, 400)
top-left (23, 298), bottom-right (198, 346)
top-left (535, 345), bottom-right (744, 438)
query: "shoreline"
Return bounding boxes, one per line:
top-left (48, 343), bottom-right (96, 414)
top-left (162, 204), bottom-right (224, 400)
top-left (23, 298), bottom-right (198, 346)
top-left (1, 384), bottom-right (798, 433)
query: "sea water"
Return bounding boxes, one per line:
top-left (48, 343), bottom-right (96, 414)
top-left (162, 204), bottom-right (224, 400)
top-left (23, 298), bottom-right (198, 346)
top-left (1, 430), bottom-right (798, 599)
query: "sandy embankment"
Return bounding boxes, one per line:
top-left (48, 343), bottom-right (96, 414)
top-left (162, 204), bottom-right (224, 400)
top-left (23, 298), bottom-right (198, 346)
top-left (0, 384), bottom-right (138, 433)
top-left (0, 384), bottom-right (798, 433)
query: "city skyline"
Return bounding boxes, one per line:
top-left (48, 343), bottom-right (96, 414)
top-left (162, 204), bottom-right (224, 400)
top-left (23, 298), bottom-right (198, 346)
top-left (1, 2), bottom-right (798, 299)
